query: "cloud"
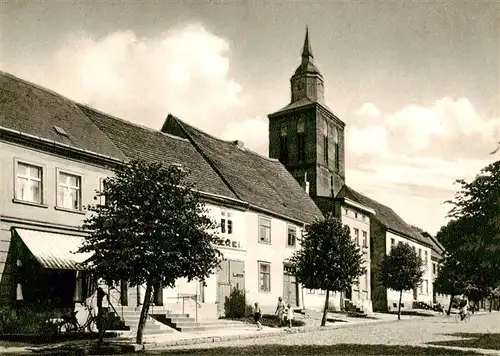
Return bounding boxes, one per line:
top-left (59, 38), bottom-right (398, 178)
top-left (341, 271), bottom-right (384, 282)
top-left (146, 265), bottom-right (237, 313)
top-left (4, 24), bottom-right (245, 134)
top-left (354, 102), bottom-right (381, 118)
top-left (220, 117), bottom-right (268, 156)
top-left (346, 99), bottom-right (500, 233)
top-left (349, 98), bottom-right (500, 160)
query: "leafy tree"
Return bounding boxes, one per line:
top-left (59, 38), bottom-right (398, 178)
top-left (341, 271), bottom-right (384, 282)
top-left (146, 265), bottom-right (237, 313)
top-left (443, 161), bottom-right (500, 293)
top-left (79, 160), bottom-right (224, 344)
top-left (290, 212), bottom-right (365, 326)
top-left (488, 286), bottom-right (500, 312)
top-left (379, 243), bottom-right (424, 320)
top-left (434, 257), bottom-right (468, 315)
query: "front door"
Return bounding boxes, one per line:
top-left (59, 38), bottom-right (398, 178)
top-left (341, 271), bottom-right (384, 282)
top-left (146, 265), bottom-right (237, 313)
top-left (283, 265), bottom-right (298, 307)
top-left (216, 259), bottom-right (245, 317)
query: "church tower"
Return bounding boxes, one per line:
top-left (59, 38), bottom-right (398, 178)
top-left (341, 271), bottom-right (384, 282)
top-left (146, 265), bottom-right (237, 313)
top-left (268, 28), bottom-right (346, 198)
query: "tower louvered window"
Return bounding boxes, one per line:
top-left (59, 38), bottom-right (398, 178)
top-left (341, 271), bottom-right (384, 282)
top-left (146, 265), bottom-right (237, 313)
top-left (279, 123), bottom-right (288, 164)
top-left (297, 118), bottom-right (305, 162)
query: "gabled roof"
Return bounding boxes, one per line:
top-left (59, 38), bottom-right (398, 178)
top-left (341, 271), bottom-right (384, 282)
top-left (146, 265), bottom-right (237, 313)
top-left (78, 106), bottom-right (238, 200)
top-left (338, 185), bottom-right (433, 248)
top-left (162, 115), bottom-right (323, 224)
top-left (427, 233), bottom-right (446, 261)
top-left (1, 70), bottom-right (321, 224)
top-left (0, 71), bottom-right (126, 160)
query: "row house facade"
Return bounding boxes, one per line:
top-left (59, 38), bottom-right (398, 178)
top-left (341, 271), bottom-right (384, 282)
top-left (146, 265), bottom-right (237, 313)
top-left (0, 70), bottom-right (322, 323)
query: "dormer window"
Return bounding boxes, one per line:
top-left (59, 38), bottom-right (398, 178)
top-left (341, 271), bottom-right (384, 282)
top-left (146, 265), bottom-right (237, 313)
top-left (297, 117), bottom-right (305, 162)
top-left (279, 123), bottom-right (288, 164)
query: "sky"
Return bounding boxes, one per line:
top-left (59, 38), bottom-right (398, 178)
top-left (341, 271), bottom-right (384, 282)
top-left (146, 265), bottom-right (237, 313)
top-left (2, 0), bottom-right (499, 234)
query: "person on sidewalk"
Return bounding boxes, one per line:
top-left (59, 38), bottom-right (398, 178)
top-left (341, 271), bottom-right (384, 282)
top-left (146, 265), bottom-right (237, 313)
top-left (253, 302), bottom-right (263, 331)
top-left (275, 297), bottom-right (286, 326)
top-left (286, 303), bottom-right (294, 328)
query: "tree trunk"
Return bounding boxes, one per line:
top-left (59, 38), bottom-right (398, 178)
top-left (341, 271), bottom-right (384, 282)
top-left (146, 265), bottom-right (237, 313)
top-left (321, 290), bottom-right (330, 327)
top-left (397, 290), bottom-right (402, 320)
top-left (447, 294), bottom-right (454, 316)
top-left (489, 298), bottom-right (493, 313)
top-left (136, 283), bottom-right (153, 345)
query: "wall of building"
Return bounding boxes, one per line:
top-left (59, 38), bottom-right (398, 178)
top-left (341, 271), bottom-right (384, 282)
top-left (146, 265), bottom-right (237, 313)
top-left (385, 231), bottom-right (433, 311)
top-left (341, 204), bottom-right (372, 313)
top-left (432, 258), bottom-right (451, 310)
top-left (0, 141), bottom-right (112, 307)
top-left (268, 108), bottom-right (317, 167)
top-left (369, 219), bottom-right (388, 312)
top-left (137, 202), bottom-right (306, 317)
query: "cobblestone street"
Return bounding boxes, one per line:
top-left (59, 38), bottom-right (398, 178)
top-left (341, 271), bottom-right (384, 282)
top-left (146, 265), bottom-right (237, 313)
top-left (162, 312), bottom-right (500, 355)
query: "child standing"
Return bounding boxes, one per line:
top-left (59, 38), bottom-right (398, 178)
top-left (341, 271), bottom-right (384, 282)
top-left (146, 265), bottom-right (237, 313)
top-left (286, 303), bottom-right (294, 328)
top-left (253, 302), bottom-right (263, 331)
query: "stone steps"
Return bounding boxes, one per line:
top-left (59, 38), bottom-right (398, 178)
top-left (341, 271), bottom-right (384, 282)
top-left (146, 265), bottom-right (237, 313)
top-left (115, 308), bottom-right (176, 336)
top-left (156, 313), bottom-right (250, 333)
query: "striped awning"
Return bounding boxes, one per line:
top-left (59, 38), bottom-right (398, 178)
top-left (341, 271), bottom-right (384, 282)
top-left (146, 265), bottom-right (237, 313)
top-left (15, 228), bottom-right (93, 270)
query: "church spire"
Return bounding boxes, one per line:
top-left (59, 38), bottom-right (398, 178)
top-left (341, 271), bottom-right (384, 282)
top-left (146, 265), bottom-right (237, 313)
top-left (302, 26), bottom-right (313, 61)
top-left (290, 27), bottom-right (324, 103)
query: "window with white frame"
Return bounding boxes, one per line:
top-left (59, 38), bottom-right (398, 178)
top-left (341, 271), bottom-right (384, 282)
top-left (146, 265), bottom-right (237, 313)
top-left (259, 216), bottom-right (271, 243)
top-left (318, 289), bottom-right (326, 295)
top-left (424, 250), bottom-right (428, 265)
top-left (99, 178), bottom-right (109, 206)
top-left (354, 228), bottom-right (360, 245)
top-left (343, 207), bottom-right (348, 215)
top-left (390, 238), bottom-right (395, 247)
top-left (57, 171), bottom-right (81, 210)
top-left (362, 231), bottom-right (368, 248)
top-left (259, 262), bottom-right (271, 292)
top-left (287, 225), bottom-right (296, 247)
top-left (306, 289), bottom-right (315, 294)
top-left (221, 210), bottom-right (233, 234)
top-left (16, 162), bottom-right (43, 203)
top-left (433, 263), bottom-right (437, 275)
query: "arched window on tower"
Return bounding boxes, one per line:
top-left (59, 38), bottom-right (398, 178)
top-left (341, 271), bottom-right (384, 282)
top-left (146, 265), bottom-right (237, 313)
top-left (297, 117), bottom-right (306, 162)
top-left (323, 119), bottom-right (329, 166)
top-left (279, 122), bottom-right (288, 164)
top-left (333, 127), bottom-right (340, 170)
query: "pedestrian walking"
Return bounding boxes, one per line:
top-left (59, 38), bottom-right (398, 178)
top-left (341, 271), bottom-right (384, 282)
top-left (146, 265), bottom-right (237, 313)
top-left (275, 297), bottom-right (286, 326)
top-left (253, 302), bottom-right (263, 331)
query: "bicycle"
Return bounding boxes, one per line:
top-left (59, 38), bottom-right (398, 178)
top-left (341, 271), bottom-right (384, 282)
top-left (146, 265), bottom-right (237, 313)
top-left (58, 302), bottom-right (98, 335)
top-left (454, 310), bottom-right (471, 323)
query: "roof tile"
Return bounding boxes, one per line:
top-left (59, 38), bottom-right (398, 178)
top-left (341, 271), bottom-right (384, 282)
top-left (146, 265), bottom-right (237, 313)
top-left (0, 71), bottom-right (126, 160)
top-left (170, 117), bottom-right (323, 224)
top-left (339, 185), bottom-right (434, 247)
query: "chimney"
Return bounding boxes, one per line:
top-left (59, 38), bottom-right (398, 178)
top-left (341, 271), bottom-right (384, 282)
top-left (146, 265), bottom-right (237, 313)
top-left (303, 172), bottom-right (310, 195)
top-left (233, 140), bottom-right (244, 149)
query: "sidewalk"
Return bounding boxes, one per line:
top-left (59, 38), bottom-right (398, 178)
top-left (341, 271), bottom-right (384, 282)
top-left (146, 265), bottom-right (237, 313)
top-left (135, 312), bottom-right (417, 351)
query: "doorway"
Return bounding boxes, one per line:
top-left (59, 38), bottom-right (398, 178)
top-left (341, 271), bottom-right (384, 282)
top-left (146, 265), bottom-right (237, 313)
top-left (216, 259), bottom-right (245, 316)
top-left (283, 264), bottom-right (298, 307)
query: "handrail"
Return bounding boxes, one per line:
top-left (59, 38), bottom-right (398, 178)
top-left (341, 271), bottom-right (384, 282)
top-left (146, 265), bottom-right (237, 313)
top-left (104, 286), bottom-right (124, 320)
